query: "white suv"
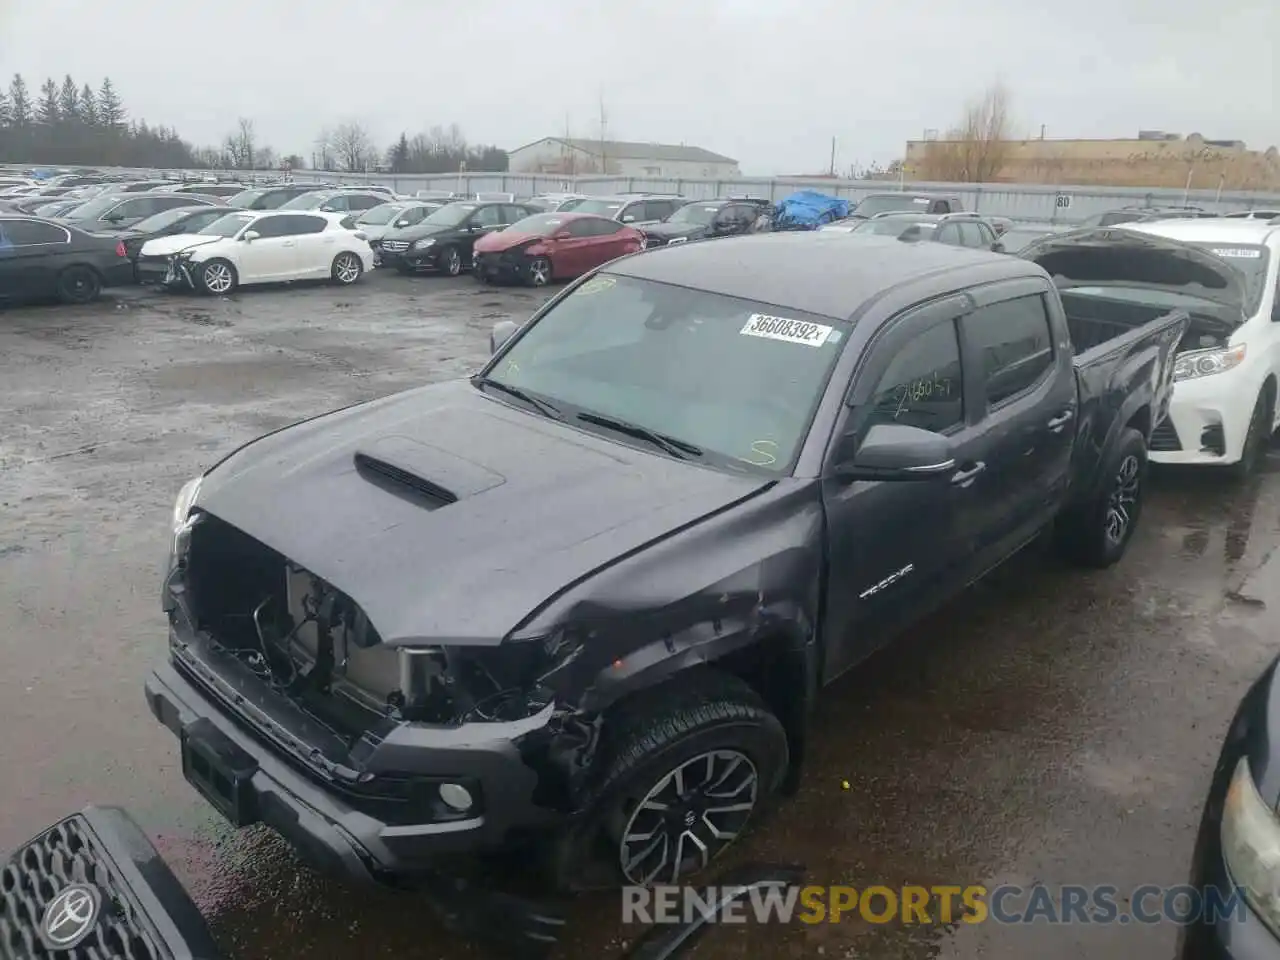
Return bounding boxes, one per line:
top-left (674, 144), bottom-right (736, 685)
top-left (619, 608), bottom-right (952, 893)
top-left (1126, 217), bottom-right (1280, 475)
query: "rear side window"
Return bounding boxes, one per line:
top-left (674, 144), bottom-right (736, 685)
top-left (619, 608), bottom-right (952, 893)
top-left (964, 295), bottom-right (1055, 407)
top-left (867, 321), bottom-right (964, 433)
top-left (957, 222), bottom-right (987, 247)
top-left (279, 214), bottom-right (328, 235)
top-left (2, 220), bottom-right (69, 245)
top-left (250, 215), bottom-right (290, 238)
top-left (346, 194), bottom-right (383, 212)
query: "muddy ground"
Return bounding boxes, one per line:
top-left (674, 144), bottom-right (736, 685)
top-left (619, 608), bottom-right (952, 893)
top-left (1, 271), bottom-right (1277, 960)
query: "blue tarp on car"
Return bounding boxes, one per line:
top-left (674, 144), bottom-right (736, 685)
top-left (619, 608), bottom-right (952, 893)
top-left (771, 191), bottom-right (850, 231)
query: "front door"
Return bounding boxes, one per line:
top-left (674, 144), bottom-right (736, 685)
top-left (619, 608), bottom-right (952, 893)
top-left (0, 219), bottom-right (72, 299)
top-left (235, 215), bottom-right (299, 282)
top-left (820, 295), bottom-right (995, 681)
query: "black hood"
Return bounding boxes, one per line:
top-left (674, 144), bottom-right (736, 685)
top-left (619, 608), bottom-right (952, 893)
top-left (195, 380), bottom-right (768, 646)
top-left (644, 222), bottom-right (709, 240)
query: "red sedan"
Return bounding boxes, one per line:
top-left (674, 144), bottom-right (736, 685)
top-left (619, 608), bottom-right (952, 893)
top-left (472, 212), bottom-right (644, 286)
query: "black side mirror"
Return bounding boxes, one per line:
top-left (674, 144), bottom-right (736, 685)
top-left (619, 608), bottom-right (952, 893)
top-left (834, 423), bottom-right (956, 481)
top-left (490, 320), bottom-right (519, 354)
top-left (990, 241), bottom-right (1005, 253)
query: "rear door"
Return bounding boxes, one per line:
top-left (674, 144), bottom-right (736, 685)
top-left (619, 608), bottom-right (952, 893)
top-left (955, 279), bottom-right (1076, 576)
top-left (460, 204), bottom-right (506, 260)
top-left (553, 217), bottom-right (598, 276)
top-left (283, 214), bottom-right (335, 278)
top-left (0, 219), bottom-right (73, 299)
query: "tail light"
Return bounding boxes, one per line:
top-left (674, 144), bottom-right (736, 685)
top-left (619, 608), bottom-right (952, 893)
top-left (115, 240), bottom-right (127, 257)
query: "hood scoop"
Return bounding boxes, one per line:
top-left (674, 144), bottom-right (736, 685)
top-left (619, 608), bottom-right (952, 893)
top-left (355, 453), bottom-right (457, 508)
top-left (352, 434), bottom-right (507, 509)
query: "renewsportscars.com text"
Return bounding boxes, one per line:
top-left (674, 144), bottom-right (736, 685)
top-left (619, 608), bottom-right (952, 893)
top-left (622, 883), bottom-right (1246, 926)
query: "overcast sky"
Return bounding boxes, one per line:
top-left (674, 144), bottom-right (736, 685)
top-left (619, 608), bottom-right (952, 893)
top-left (1, 0), bottom-right (1275, 174)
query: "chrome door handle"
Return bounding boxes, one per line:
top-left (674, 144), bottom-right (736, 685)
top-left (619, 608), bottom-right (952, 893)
top-left (1047, 410), bottom-right (1074, 430)
top-left (950, 462), bottom-right (986, 486)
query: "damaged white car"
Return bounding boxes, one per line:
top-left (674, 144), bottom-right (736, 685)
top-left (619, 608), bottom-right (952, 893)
top-left (136, 209), bottom-right (375, 294)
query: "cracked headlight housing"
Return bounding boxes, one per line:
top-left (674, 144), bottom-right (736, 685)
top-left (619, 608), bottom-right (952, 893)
top-left (1174, 343), bottom-right (1246, 382)
top-left (1222, 757), bottom-right (1280, 935)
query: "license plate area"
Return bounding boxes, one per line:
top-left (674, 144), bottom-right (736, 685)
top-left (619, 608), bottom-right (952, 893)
top-left (181, 718), bottom-right (260, 827)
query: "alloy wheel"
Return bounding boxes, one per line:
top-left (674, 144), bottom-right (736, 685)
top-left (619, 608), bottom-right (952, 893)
top-left (529, 259), bottom-right (551, 286)
top-left (1104, 454), bottom-right (1141, 545)
top-left (203, 263), bottom-right (233, 294)
top-left (618, 750), bottom-right (759, 885)
top-left (335, 254), bottom-right (361, 283)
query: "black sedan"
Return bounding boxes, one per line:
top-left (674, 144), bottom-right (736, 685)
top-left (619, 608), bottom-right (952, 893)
top-left (112, 205), bottom-right (244, 282)
top-left (376, 200), bottom-right (539, 276)
top-left (640, 198), bottom-right (767, 248)
top-left (0, 215), bottom-right (134, 305)
top-left (1181, 652), bottom-right (1280, 958)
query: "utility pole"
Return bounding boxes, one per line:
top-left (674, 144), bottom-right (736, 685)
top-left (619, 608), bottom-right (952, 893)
top-left (829, 136), bottom-right (836, 176)
top-left (598, 92), bottom-right (608, 174)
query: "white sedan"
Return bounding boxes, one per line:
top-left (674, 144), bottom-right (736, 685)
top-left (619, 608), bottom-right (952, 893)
top-left (137, 210), bottom-right (375, 295)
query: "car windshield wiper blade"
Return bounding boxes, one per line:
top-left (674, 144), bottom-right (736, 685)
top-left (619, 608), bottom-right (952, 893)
top-left (576, 411), bottom-right (703, 460)
top-left (473, 376), bottom-right (564, 420)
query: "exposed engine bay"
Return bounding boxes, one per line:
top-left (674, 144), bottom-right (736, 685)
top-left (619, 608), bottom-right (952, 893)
top-left (177, 512), bottom-right (557, 740)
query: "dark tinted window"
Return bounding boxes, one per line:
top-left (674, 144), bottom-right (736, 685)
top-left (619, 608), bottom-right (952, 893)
top-left (565, 218), bottom-right (596, 238)
top-left (346, 194), bottom-right (384, 211)
top-left (592, 218), bottom-right (624, 235)
top-left (965, 295), bottom-right (1055, 407)
top-left (280, 214), bottom-right (328, 235)
top-left (180, 209), bottom-right (230, 232)
top-left (619, 202), bottom-right (646, 223)
top-left (1, 219), bottom-right (69, 245)
top-left (472, 205), bottom-right (505, 227)
top-left (250, 215), bottom-right (290, 238)
top-left (867, 321), bottom-right (964, 433)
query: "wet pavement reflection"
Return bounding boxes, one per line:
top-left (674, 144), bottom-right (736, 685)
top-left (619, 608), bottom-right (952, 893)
top-left (1, 277), bottom-right (1276, 960)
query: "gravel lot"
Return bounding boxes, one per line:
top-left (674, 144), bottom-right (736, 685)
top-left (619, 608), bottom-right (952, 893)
top-left (1, 270), bottom-right (1278, 960)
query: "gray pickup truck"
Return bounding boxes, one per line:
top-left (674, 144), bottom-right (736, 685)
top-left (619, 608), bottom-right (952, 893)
top-left (145, 230), bottom-right (1193, 902)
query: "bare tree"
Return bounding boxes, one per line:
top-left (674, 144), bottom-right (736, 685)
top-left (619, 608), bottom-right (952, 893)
top-left (918, 82), bottom-right (1013, 182)
top-left (313, 128), bottom-right (335, 171)
top-left (223, 117), bottom-right (256, 170)
top-left (330, 121), bottom-right (374, 172)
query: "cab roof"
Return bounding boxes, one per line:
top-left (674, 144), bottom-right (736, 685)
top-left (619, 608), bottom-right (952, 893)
top-left (606, 231), bottom-right (1038, 321)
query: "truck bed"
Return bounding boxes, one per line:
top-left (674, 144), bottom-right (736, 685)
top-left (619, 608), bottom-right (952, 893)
top-left (1060, 288), bottom-right (1189, 503)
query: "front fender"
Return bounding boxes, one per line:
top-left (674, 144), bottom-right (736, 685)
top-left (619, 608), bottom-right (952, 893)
top-left (520, 480), bottom-right (825, 715)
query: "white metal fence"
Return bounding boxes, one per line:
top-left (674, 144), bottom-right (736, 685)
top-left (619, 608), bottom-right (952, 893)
top-left (296, 172), bottom-right (1280, 224)
top-left (20, 165), bottom-right (1280, 224)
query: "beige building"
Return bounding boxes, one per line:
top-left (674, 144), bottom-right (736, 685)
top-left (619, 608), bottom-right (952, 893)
top-left (507, 137), bottom-right (741, 180)
top-left (903, 131), bottom-right (1280, 190)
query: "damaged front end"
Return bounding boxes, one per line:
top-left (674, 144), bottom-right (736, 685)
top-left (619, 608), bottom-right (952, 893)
top-left (154, 483), bottom-right (600, 877)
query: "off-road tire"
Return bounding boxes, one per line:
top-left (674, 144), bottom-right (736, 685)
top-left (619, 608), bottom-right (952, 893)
top-left (549, 670), bottom-right (788, 893)
top-left (1055, 426), bottom-right (1147, 568)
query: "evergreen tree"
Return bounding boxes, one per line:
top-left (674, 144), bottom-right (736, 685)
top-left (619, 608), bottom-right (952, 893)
top-left (0, 88), bottom-right (10, 127)
top-left (97, 77), bottom-right (124, 129)
top-left (388, 132), bottom-right (410, 172)
top-left (8, 75), bottom-right (32, 126)
top-left (35, 77), bottom-right (59, 125)
top-left (57, 75), bottom-right (79, 121)
top-left (79, 83), bottom-right (98, 125)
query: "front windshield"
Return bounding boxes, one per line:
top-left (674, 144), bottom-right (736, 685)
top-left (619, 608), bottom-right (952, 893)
top-left (667, 203), bottom-right (721, 225)
top-left (62, 196), bottom-right (119, 219)
top-left (420, 203), bottom-right (479, 227)
top-left (357, 203), bottom-right (406, 225)
top-left (280, 192), bottom-right (328, 210)
top-left (131, 208), bottom-right (201, 233)
top-left (852, 196), bottom-right (933, 218)
top-left (198, 213), bottom-right (254, 238)
top-left (507, 214), bottom-right (568, 235)
top-left (565, 199), bottom-right (624, 218)
top-left (227, 189), bottom-right (264, 207)
top-left (486, 274), bottom-right (848, 473)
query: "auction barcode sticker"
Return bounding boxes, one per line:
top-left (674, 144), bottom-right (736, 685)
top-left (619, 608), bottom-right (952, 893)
top-left (740, 314), bottom-right (835, 347)
top-left (1210, 247), bottom-right (1262, 258)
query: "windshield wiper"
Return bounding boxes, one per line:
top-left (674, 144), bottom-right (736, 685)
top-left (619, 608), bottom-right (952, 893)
top-left (576, 411), bottom-right (703, 460)
top-left (473, 376), bottom-right (564, 420)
